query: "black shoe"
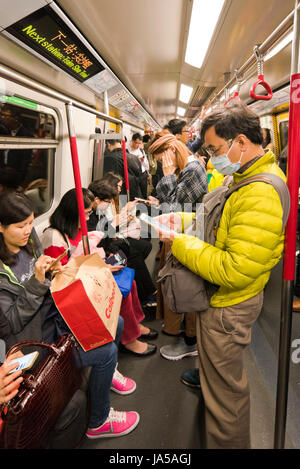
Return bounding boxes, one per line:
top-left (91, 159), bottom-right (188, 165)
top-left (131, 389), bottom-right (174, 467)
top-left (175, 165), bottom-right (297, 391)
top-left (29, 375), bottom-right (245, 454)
top-left (181, 368), bottom-right (201, 388)
top-left (120, 343), bottom-right (157, 356)
top-left (140, 328), bottom-right (158, 340)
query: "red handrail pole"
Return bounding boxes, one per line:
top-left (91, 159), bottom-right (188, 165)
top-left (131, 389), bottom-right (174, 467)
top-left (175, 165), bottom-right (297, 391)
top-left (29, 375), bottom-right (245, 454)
top-left (274, 73), bottom-right (300, 448)
top-left (121, 139), bottom-right (130, 202)
top-left (66, 103), bottom-right (90, 255)
top-left (283, 76), bottom-right (300, 280)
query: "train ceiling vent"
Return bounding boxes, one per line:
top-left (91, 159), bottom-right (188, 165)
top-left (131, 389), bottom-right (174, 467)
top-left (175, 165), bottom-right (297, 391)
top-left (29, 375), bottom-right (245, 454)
top-left (186, 85), bottom-right (215, 118)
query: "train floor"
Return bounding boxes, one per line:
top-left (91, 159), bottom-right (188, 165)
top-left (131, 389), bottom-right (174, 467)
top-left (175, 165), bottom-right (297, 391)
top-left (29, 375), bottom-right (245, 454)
top-left (81, 240), bottom-right (296, 450)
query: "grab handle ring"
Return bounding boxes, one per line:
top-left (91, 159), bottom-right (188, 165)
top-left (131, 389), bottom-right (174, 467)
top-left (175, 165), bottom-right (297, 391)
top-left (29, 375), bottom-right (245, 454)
top-left (250, 45), bottom-right (273, 101)
top-left (224, 91), bottom-right (240, 107)
top-left (224, 69), bottom-right (242, 107)
top-left (250, 74), bottom-right (273, 101)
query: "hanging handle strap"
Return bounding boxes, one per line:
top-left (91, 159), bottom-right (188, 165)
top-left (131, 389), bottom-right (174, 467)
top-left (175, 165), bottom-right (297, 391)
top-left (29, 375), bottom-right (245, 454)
top-left (224, 91), bottom-right (240, 107)
top-left (224, 69), bottom-right (242, 107)
top-left (250, 74), bottom-right (273, 100)
top-left (250, 46), bottom-right (273, 101)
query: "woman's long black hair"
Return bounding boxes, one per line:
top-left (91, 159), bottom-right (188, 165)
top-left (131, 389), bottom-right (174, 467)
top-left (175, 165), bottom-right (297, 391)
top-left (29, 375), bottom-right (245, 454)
top-left (48, 188), bottom-right (94, 240)
top-left (0, 191), bottom-right (34, 265)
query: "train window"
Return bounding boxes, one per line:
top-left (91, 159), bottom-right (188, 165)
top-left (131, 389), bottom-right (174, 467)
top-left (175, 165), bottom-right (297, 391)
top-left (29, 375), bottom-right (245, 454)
top-left (279, 120), bottom-right (289, 151)
top-left (0, 101), bottom-right (58, 217)
top-left (0, 102), bottom-right (55, 139)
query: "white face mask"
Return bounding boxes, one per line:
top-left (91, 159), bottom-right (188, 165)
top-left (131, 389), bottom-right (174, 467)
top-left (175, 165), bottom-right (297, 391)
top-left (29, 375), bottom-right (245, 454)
top-left (211, 141), bottom-right (244, 175)
top-left (96, 201), bottom-right (110, 214)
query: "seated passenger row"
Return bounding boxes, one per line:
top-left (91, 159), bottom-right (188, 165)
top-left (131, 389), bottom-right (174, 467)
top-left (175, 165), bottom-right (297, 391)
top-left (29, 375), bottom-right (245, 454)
top-left (0, 189), bottom-right (161, 446)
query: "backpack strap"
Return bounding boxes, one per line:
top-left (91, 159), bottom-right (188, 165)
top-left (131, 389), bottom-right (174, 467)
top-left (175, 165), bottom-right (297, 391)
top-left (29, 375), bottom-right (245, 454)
top-left (226, 172), bottom-right (290, 229)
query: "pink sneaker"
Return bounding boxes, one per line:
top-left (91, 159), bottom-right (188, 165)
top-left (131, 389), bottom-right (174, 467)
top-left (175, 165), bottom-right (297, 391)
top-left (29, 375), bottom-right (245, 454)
top-left (111, 368), bottom-right (136, 395)
top-left (86, 408), bottom-right (140, 439)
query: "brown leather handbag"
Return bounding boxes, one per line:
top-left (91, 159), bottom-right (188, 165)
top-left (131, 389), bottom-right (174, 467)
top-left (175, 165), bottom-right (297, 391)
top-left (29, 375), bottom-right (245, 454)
top-left (0, 333), bottom-right (82, 449)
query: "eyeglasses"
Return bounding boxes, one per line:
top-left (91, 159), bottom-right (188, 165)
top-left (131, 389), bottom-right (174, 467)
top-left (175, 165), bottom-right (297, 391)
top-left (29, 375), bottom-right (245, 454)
top-left (203, 139), bottom-right (233, 158)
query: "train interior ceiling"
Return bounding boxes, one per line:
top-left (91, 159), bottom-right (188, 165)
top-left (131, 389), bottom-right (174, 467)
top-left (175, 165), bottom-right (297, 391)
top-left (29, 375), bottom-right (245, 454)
top-left (0, 0), bottom-right (299, 449)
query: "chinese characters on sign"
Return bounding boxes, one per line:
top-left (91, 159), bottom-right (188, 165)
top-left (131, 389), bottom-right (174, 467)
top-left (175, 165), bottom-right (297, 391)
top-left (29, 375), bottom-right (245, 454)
top-left (6, 6), bottom-right (104, 82)
top-left (51, 30), bottom-right (93, 71)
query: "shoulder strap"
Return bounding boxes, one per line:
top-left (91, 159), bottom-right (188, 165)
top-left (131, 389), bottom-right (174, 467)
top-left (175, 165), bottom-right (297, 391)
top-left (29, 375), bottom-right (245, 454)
top-left (226, 172), bottom-right (290, 229)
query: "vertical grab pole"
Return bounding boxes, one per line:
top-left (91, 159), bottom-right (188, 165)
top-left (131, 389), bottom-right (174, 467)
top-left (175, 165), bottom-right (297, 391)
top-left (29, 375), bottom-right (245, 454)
top-left (274, 0), bottom-right (300, 449)
top-left (121, 140), bottom-right (130, 202)
top-left (66, 102), bottom-right (90, 255)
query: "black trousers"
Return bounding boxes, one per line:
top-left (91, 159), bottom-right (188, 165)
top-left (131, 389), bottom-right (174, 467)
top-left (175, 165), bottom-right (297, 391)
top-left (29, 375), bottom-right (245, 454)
top-left (139, 172), bottom-right (148, 200)
top-left (126, 237), bottom-right (155, 303)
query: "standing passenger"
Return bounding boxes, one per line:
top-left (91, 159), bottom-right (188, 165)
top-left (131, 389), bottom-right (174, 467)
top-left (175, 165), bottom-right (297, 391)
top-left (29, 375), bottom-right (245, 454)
top-left (155, 103), bottom-right (287, 449)
top-left (262, 127), bottom-right (274, 152)
top-left (166, 119), bottom-right (190, 146)
top-left (148, 132), bottom-right (208, 361)
top-left (128, 133), bottom-right (149, 199)
top-left (103, 138), bottom-right (127, 196)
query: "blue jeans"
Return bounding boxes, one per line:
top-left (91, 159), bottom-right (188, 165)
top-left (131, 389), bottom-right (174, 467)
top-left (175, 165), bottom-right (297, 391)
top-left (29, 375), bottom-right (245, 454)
top-left (75, 315), bottom-right (124, 428)
top-left (44, 303), bottom-right (124, 428)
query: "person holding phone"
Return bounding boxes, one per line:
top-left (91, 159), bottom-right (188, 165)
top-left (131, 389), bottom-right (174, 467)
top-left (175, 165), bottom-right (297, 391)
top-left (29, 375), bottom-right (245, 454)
top-left (147, 132), bottom-right (208, 361)
top-left (153, 103), bottom-right (287, 449)
top-left (0, 353), bottom-right (23, 405)
top-left (42, 188), bottom-right (157, 356)
top-left (0, 191), bottom-right (140, 440)
top-left (93, 172), bottom-right (158, 308)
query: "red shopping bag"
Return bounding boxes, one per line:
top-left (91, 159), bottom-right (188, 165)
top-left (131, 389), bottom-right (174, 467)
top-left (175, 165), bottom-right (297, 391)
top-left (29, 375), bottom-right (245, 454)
top-left (51, 254), bottom-right (122, 351)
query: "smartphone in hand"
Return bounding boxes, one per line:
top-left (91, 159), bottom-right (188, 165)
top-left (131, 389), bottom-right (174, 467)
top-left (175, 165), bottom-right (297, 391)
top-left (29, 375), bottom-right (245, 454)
top-left (139, 213), bottom-right (177, 235)
top-left (8, 351), bottom-right (39, 374)
top-left (46, 249), bottom-right (69, 271)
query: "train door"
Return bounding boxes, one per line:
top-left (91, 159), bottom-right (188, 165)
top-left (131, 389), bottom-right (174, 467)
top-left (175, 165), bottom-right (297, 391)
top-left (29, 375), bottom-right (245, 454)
top-left (91, 121), bottom-right (123, 182)
top-left (276, 111), bottom-right (289, 154)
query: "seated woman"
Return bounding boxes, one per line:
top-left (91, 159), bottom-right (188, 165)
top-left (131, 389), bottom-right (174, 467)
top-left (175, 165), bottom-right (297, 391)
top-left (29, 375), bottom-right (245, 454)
top-left (42, 188), bottom-right (157, 356)
top-left (0, 190), bottom-right (139, 440)
top-left (88, 174), bottom-right (157, 307)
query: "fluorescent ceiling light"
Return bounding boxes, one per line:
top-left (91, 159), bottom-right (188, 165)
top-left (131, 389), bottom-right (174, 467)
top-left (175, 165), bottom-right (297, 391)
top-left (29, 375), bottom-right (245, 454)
top-left (177, 106), bottom-right (186, 116)
top-left (265, 31), bottom-right (293, 61)
top-left (185, 0), bottom-right (225, 68)
top-left (179, 84), bottom-right (193, 103)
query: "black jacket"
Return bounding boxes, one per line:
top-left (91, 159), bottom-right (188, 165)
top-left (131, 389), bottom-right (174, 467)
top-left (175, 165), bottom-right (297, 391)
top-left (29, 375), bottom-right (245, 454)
top-left (103, 148), bottom-right (127, 195)
top-left (103, 147), bottom-right (144, 200)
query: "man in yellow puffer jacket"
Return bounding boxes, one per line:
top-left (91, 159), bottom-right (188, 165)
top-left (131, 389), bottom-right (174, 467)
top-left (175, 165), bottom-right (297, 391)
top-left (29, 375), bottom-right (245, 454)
top-left (157, 103), bottom-right (286, 449)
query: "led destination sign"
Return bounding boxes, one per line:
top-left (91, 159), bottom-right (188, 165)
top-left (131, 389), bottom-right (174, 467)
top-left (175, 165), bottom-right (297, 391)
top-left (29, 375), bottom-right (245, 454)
top-left (6, 6), bottom-right (104, 82)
